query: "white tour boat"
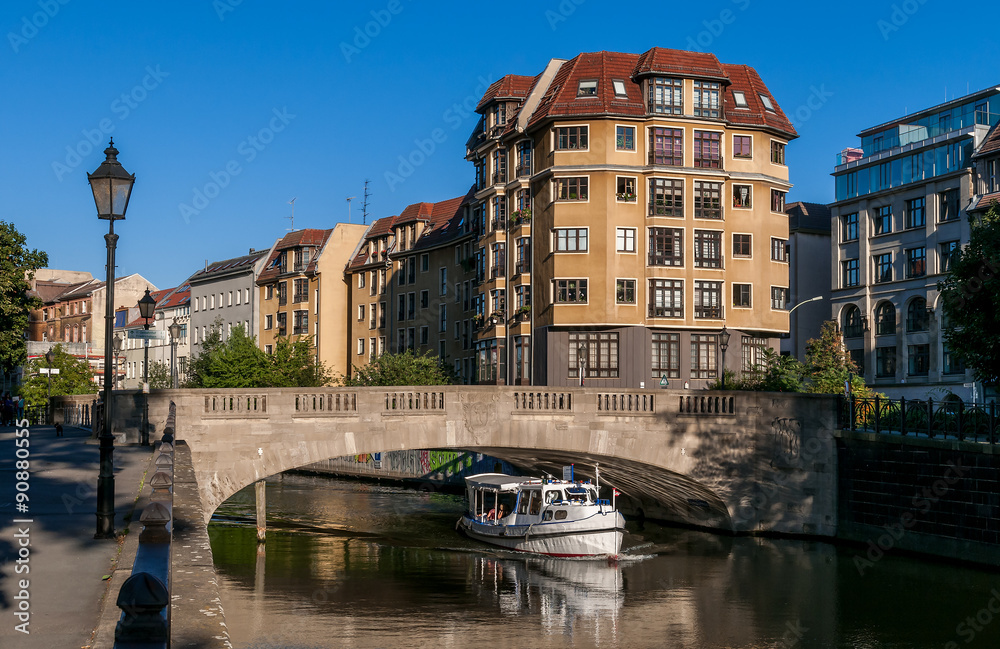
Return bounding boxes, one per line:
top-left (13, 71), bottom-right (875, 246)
top-left (457, 470), bottom-right (625, 558)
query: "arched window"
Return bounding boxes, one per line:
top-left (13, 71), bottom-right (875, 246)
top-left (73, 324), bottom-right (80, 342)
top-left (843, 305), bottom-right (863, 338)
top-left (906, 298), bottom-right (928, 332)
top-left (64, 325), bottom-right (70, 342)
top-left (82, 324), bottom-right (87, 341)
top-left (875, 302), bottom-right (896, 336)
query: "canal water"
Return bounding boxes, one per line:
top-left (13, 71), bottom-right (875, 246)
top-left (210, 473), bottom-right (1000, 649)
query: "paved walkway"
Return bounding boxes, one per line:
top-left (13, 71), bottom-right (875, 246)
top-left (0, 422), bottom-right (152, 649)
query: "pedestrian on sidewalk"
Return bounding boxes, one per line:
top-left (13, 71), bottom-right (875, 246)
top-left (17, 394), bottom-right (24, 421)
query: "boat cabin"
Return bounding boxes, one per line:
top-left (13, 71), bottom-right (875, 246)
top-left (465, 473), bottom-right (601, 524)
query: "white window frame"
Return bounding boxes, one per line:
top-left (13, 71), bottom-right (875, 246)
top-left (553, 227), bottom-right (589, 253)
top-left (616, 227), bottom-right (637, 253)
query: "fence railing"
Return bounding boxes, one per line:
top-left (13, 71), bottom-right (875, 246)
top-left (839, 395), bottom-right (999, 444)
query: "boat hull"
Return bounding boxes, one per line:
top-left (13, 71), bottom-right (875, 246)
top-left (458, 513), bottom-right (624, 558)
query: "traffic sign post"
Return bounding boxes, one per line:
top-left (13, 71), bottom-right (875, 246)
top-left (659, 375), bottom-right (669, 388)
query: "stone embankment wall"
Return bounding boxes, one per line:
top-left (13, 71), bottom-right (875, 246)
top-left (836, 430), bottom-right (1000, 567)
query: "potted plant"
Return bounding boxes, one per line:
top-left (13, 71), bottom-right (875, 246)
top-left (516, 305), bottom-right (531, 320)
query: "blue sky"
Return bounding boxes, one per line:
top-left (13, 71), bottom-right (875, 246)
top-left (2, 0), bottom-right (997, 291)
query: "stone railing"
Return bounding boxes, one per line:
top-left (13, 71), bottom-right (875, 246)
top-left (114, 401), bottom-right (176, 647)
top-left (203, 393), bottom-right (268, 417)
top-left (294, 392), bottom-right (358, 415)
top-left (678, 393), bottom-right (736, 415)
top-left (596, 392), bottom-right (655, 414)
top-left (384, 391), bottom-right (446, 412)
top-left (512, 391), bottom-right (573, 411)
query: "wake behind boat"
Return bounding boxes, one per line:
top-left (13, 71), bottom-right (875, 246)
top-left (457, 471), bottom-right (625, 558)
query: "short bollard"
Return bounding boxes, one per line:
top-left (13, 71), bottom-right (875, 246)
top-left (154, 453), bottom-right (174, 469)
top-left (115, 572), bottom-right (169, 642)
top-left (149, 471), bottom-right (173, 503)
top-left (139, 502), bottom-right (172, 544)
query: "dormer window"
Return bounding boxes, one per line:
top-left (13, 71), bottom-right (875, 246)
top-left (493, 104), bottom-right (506, 127)
top-left (578, 80), bottom-right (597, 97)
top-left (760, 94), bottom-right (775, 112)
top-left (732, 91), bottom-right (748, 109)
top-left (612, 79), bottom-right (628, 98)
top-left (693, 81), bottom-right (721, 118)
top-left (649, 77), bottom-right (682, 115)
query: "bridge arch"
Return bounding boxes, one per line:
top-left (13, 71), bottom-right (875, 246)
top-left (146, 387), bottom-right (838, 536)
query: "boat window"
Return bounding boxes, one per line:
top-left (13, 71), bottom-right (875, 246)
top-left (566, 487), bottom-right (588, 503)
top-left (517, 491), bottom-right (530, 515)
top-left (545, 490), bottom-right (564, 503)
top-left (555, 510), bottom-right (568, 520)
top-left (543, 511), bottom-right (553, 521)
top-left (528, 490), bottom-right (542, 515)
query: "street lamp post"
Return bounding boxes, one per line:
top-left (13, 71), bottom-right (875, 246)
top-left (719, 326), bottom-right (731, 391)
top-left (137, 288), bottom-right (156, 447)
top-left (88, 138), bottom-right (135, 539)
top-left (45, 348), bottom-right (54, 423)
top-left (169, 318), bottom-right (181, 389)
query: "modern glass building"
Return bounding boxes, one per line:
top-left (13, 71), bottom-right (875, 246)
top-left (829, 86), bottom-right (1000, 399)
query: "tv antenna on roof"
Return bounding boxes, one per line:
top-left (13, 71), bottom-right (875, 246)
top-left (362, 179), bottom-right (371, 225)
top-left (286, 197), bottom-right (296, 231)
top-left (346, 196), bottom-right (356, 222)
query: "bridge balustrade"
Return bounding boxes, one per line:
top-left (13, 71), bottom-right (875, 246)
top-left (203, 394), bottom-right (267, 416)
top-left (597, 393), bottom-right (655, 414)
top-left (385, 391), bottom-right (445, 411)
top-left (512, 391), bottom-right (572, 411)
top-left (679, 394), bottom-right (735, 415)
top-left (295, 392), bottom-right (357, 414)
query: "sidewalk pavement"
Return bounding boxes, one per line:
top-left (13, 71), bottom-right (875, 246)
top-left (0, 422), bottom-right (153, 649)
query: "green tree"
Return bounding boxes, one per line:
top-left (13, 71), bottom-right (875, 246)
top-left (184, 319), bottom-right (330, 388)
top-left (1, 221), bottom-right (48, 375)
top-left (709, 348), bottom-right (805, 392)
top-left (804, 320), bottom-right (869, 396)
top-left (18, 344), bottom-right (99, 408)
top-left (939, 201), bottom-right (1000, 386)
top-left (147, 360), bottom-right (172, 389)
top-left (339, 350), bottom-right (456, 386)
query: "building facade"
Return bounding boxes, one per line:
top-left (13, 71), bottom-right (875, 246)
top-left (467, 48), bottom-right (798, 388)
top-left (829, 87), bottom-right (1000, 400)
top-left (189, 249), bottom-right (270, 356)
top-left (782, 201), bottom-right (832, 362)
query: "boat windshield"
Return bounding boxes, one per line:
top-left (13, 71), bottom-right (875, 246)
top-left (565, 487), bottom-right (592, 504)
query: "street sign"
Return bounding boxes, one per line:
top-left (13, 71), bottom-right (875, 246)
top-left (128, 329), bottom-right (166, 340)
top-left (659, 375), bottom-right (669, 387)
top-left (38, 368), bottom-right (60, 375)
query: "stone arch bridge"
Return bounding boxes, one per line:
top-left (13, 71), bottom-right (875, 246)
top-left (139, 387), bottom-right (839, 535)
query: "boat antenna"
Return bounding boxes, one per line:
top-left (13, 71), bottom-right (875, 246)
top-left (595, 463), bottom-right (600, 490)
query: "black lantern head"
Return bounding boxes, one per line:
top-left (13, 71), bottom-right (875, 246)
top-left (88, 139), bottom-right (135, 220)
top-left (137, 288), bottom-right (156, 321)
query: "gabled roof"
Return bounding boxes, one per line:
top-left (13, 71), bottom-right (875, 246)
top-left (30, 279), bottom-right (95, 303)
top-left (513, 48), bottom-right (796, 139)
top-left (786, 201), bottom-right (832, 234)
top-left (347, 216), bottom-right (399, 269)
top-left (477, 74), bottom-right (536, 111)
top-left (256, 229), bottom-right (333, 284)
top-left (973, 119), bottom-right (1000, 159)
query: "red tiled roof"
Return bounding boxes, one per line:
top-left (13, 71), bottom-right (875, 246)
top-left (256, 228), bottom-right (333, 283)
top-left (156, 285), bottom-right (190, 310)
top-left (347, 215), bottom-right (398, 269)
top-left (974, 120), bottom-right (1000, 158)
top-left (632, 47), bottom-right (727, 80)
top-left (409, 190), bottom-right (476, 253)
top-left (396, 202), bottom-right (434, 224)
top-left (516, 48), bottom-right (796, 139)
top-left (722, 64), bottom-right (797, 139)
top-left (476, 74), bottom-right (535, 111)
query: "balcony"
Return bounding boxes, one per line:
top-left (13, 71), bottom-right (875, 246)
top-left (510, 209), bottom-right (531, 227)
top-left (492, 172), bottom-right (506, 185)
top-left (648, 305), bottom-right (682, 318)
top-left (491, 265), bottom-right (506, 280)
top-left (515, 164), bottom-right (531, 178)
top-left (491, 218), bottom-right (507, 231)
top-left (515, 260), bottom-right (530, 275)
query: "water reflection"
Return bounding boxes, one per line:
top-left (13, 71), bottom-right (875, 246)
top-left (211, 474), bottom-right (1000, 649)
